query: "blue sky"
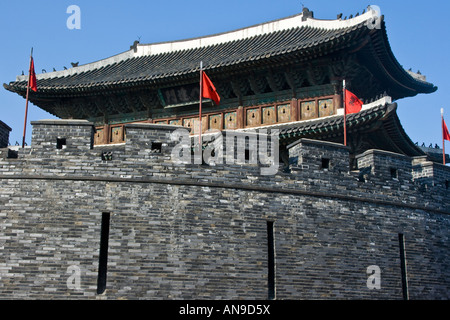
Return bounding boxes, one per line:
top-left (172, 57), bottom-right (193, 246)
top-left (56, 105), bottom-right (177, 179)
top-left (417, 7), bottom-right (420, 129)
top-left (1, 0), bottom-right (449, 152)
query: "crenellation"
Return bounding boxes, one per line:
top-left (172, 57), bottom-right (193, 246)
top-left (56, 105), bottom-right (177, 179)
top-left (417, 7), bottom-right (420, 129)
top-left (30, 120), bottom-right (94, 152)
top-left (0, 121), bottom-right (447, 212)
top-left (412, 158), bottom-right (450, 191)
top-left (356, 149), bottom-right (413, 183)
top-left (288, 138), bottom-right (350, 174)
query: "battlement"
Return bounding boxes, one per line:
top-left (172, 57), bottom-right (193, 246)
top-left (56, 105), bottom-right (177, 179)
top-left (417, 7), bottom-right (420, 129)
top-left (288, 138), bottom-right (350, 173)
top-left (412, 156), bottom-right (450, 190)
top-left (30, 119), bottom-right (95, 151)
top-left (0, 119), bottom-right (448, 213)
top-left (356, 149), bottom-right (413, 182)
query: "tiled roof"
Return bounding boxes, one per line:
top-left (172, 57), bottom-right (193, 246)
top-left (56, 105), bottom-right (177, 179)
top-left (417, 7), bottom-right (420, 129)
top-left (6, 29), bottom-right (364, 92)
top-left (3, 7), bottom-right (435, 96)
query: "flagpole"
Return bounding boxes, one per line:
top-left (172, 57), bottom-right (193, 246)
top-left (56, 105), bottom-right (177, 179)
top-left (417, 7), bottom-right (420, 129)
top-left (22, 47), bottom-right (33, 148)
top-left (343, 79), bottom-right (347, 146)
top-left (442, 108), bottom-right (446, 165)
top-left (199, 61), bottom-right (203, 149)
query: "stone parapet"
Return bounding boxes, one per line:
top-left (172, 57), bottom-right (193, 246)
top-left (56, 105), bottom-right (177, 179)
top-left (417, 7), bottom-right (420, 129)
top-left (30, 119), bottom-right (94, 151)
top-left (0, 120), bottom-right (448, 213)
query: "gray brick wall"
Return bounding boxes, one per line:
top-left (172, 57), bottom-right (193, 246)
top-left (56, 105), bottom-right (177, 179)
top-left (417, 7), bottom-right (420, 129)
top-left (0, 120), bottom-right (449, 300)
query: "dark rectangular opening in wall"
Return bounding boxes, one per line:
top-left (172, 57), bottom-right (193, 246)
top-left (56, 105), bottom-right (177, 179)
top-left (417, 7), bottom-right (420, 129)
top-left (245, 149), bottom-right (250, 162)
top-left (151, 142), bottom-right (162, 153)
top-left (267, 221), bottom-right (275, 300)
top-left (321, 158), bottom-right (330, 170)
top-left (56, 138), bottom-right (66, 150)
top-left (390, 168), bottom-right (398, 179)
top-left (97, 212), bottom-right (111, 295)
top-left (101, 152), bottom-right (113, 161)
top-left (7, 149), bottom-right (18, 159)
top-left (398, 233), bottom-right (409, 300)
top-left (445, 180), bottom-right (449, 190)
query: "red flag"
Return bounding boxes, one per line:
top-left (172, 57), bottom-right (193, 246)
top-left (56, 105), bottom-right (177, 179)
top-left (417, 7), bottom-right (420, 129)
top-left (345, 89), bottom-right (363, 114)
top-left (29, 57), bottom-right (37, 92)
top-left (443, 118), bottom-right (450, 141)
top-left (202, 72), bottom-right (220, 105)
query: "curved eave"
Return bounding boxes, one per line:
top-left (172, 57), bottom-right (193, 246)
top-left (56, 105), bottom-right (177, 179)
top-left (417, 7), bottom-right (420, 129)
top-left (278, 103), bottom-right (390, 139)
top-left (277, 102), bottom-right (425, 158)
top-left (380, 107), bottom-right (425, 157)
top-left (356, 19), bottom-right (437, 100)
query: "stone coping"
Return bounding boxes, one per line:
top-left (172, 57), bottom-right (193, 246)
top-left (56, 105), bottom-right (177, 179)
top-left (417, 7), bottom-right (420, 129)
top-left (30, 119), bottom-right (94, 126)
top-left (287, 138), bottom-right (349, 150)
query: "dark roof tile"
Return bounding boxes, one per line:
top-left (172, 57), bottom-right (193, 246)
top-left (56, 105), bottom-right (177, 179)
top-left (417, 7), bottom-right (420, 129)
top-left (3, 9), bottom-right (436, 101)
top-left (6, 17), bottom-right (371, 93)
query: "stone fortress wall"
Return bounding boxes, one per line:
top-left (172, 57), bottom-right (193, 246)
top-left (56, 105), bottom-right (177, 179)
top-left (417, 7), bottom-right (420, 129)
top-left (0, 119), bottom-right (449, 299)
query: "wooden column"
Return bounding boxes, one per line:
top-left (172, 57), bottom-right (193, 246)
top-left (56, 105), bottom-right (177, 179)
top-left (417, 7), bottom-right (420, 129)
top-left (291, 98), bottom-right (298, 121)
top-left (331, 79), bottom-right (343, 111)
top-left (237, 106), bottom-right (244, 129)
top-left (104, 124), bottom-right (110, 145)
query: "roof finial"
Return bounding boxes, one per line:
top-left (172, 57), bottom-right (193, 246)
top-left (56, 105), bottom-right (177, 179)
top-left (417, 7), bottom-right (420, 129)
top-left (301, 5), bottom-right (314, 21)
top-left (130, 40), bottom-right (140, 53)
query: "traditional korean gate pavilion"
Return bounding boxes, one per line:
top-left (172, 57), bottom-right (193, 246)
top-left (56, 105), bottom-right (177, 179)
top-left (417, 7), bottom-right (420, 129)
top-left (4, 7), bottom-right (438, 162)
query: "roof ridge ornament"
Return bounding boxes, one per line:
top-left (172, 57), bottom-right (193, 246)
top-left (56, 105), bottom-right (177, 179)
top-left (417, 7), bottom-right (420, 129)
top-left (366, 5), bottom-right (382, 30)
top-left (130, 40), bottom-right (140, 53)
top-left (301, 7), bottom-right (314, 21)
